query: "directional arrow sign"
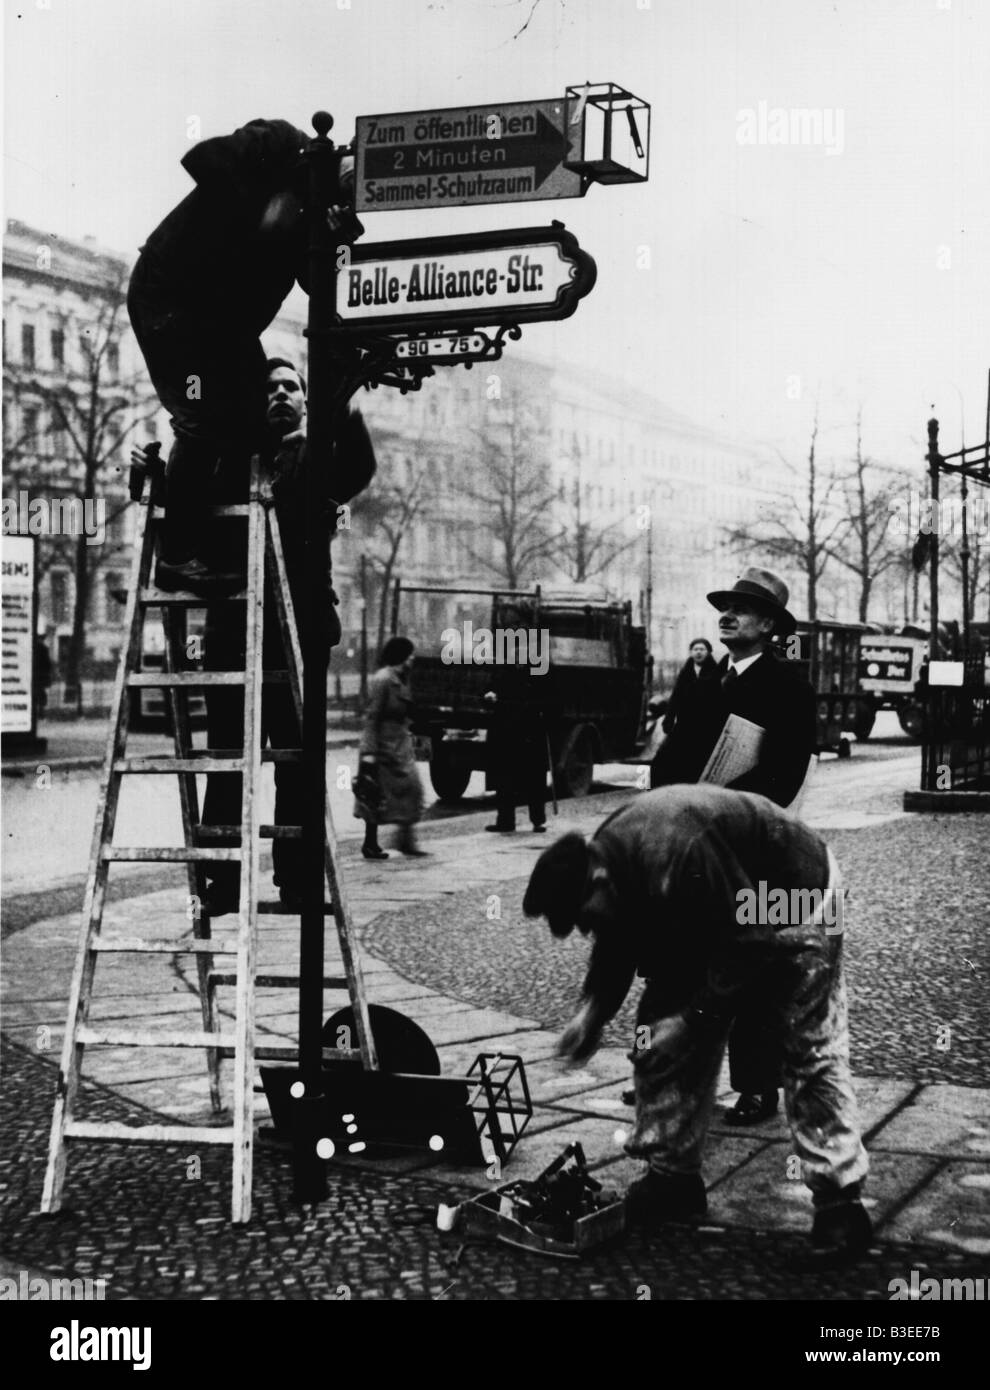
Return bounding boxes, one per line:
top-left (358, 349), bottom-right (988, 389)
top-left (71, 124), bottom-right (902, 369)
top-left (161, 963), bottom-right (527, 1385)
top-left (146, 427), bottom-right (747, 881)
top-left (328, 226), bottom-right (596, 334)
top-left (355, 100), bottom-right (583, 212)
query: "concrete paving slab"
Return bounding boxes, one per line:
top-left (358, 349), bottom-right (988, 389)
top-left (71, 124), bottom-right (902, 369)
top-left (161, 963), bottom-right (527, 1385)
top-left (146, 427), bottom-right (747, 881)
top-left (854, 1076), bottom-right (918, 1136)
top-left (592, 1133), bottom-right (772, 1197)
top-left (441, 1115), bottom-right (633, 1192)
top-left (879, 1161), bottom-right (990, 1256)
top-left (707, 1144), bottom-right (942, 1235)
top-left (517, 1050), bottom-right (635, 1105)
top-left (433, 1030), bottom-right (557, 1076)
top-left (395, 1005), bottom-right (537, 1046)
top-left (868, 1084), bottom-right (990, 1156)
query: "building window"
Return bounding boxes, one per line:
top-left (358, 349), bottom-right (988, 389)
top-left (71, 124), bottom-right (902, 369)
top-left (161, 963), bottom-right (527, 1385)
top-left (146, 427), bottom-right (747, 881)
top-left (51, 328), bottom-right (65, 368)
top-left (22, 405), bottom-right (40, 445)
top-left (21, 324), bottom-right (36, 368)
top-left (106, 341), bottom-right (120, 377)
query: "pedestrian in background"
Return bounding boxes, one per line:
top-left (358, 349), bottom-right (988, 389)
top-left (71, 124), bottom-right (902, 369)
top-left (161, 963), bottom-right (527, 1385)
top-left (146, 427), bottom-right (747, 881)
top-left (661, 637), bottom-right (718, 736)
top-left (354, 636), bottom-right (426, 859)
top-left (484, 686), bottom-right (548, 834)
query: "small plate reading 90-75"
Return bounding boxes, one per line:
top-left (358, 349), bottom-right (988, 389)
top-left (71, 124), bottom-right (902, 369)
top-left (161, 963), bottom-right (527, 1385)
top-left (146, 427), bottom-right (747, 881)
top-left (396, 334), bottom-right (487, 359)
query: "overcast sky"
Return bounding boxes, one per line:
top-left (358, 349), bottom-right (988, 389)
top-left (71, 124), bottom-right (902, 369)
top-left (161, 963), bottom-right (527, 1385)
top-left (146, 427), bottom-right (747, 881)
top-left (5, 0), bottom-right (989, 476)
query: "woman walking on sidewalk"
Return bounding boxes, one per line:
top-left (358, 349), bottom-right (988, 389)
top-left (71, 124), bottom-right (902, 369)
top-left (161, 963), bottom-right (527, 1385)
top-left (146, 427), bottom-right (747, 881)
top-left (354, 636), bottom-right (426, 858)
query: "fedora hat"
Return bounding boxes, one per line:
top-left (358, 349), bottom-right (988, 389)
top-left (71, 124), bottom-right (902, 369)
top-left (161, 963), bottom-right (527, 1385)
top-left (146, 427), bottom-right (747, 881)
top-left (706, 567), bottom-right (798, 637)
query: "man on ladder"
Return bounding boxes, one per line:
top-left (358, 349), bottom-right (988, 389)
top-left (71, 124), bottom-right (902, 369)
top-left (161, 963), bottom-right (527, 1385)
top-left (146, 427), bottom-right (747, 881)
top-left (188, 356), bottom-right (376, 917)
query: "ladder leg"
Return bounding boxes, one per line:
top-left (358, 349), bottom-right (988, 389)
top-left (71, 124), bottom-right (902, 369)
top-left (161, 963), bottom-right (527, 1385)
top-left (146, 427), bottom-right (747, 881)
top-left (163, 605), bottom-right (223, 1114)
top-left (230, 458), bottom-right (264, 1223)
top-left (267, 508), bottom-right (378, 1071)
top-left (41, 473), bottom-right (157, 1213)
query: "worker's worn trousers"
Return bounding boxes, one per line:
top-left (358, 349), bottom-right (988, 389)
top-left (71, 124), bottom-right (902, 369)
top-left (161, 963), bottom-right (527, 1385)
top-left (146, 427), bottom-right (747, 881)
top-left (625, 906), bottom-right (868, 1197)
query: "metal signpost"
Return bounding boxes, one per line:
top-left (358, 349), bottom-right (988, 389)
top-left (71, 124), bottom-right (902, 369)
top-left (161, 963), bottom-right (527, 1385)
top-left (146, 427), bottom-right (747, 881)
top-left (293, 86), bottom-right (648, 1199)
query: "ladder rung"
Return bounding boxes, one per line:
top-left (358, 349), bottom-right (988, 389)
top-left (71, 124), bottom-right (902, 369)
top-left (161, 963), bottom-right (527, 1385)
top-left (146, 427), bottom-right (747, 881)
top-left (140, 588), bottom-right (246, 604)
top-left (91, 938), bottom-right (239, 955)
top-left (77, 1027), bottom-right (236, 1048)
top-left (126, 671), bottom-right (288, 687)
top-left (102, 847), bottom-right (241, 862)
top-left (128, 672), bottom-right (243, 687)
top-left (209, 972), bottom-right (348, 989)
top-left (195, 825), bottom-right (301, 840)
top-left (115, 757), bottom-right (246, 773)
top-left (151, 505), bottom-right (250, 519)
top-left (65, 1121), bottom-right (235, 1146)
top-left (222, 1043), bottom-right (363, 1062)
top-left (257, 901), bottom-right (336, 916)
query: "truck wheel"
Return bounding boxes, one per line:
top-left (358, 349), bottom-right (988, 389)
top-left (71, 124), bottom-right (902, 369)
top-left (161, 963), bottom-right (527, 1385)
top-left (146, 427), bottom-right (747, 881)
top-left (837, 737), bottom-right (852, 759)
top-left (898, 701), bottom-right (924, 742)
top-left (555, 724), bottom-right (596, 798)
top-left (853, 700), bottom-right (876, 741)
top-left (429, 749), bottom-right (472, 803)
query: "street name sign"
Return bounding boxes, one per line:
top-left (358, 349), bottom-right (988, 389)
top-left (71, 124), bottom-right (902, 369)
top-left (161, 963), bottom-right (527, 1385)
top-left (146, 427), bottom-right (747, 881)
top-left (329, 225), bottom-right (596, 333)
top-left (354, 100), bottom-right (583, 212)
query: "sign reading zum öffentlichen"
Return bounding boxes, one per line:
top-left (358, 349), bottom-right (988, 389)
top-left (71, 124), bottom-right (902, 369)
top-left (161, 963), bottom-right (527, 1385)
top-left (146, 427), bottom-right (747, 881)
top-left (354, 100), bottom-right (582, 212)
top-left (331, 226), bottom-right (596, 333)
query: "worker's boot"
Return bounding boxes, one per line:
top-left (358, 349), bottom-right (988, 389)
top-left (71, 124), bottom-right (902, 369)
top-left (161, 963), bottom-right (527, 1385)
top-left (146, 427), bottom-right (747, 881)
top-left (806, 1184), bottom-right (873, 1267)
top-left (625, 1170), bottom-right (708, 1228)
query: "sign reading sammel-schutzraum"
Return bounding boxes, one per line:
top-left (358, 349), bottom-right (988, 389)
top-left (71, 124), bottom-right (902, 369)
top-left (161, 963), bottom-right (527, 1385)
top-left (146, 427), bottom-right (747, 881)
top-left (324, 225), bottom-right (596, 334)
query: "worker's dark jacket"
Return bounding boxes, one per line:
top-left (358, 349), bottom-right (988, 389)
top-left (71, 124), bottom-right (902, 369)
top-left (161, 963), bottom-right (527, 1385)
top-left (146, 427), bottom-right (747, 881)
top-left (133, 118), bottom-right (308, 333)
top-left (207, 409), bottom-right (377, 642)
top-left (587, 785), bottom-right (830, 1017)
top-left (654, 648), bottom-right (816, 808)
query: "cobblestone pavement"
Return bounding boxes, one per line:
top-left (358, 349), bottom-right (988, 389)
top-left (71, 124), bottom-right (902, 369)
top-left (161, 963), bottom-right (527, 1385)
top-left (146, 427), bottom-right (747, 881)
top-left (2, 1037), bottom-right (986, 1302)
top-left (361, 813), bottom-right (990, 1087)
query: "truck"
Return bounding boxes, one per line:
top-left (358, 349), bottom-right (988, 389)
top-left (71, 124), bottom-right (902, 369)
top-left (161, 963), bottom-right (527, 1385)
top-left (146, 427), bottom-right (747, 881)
top-left (858, 627), bottom-right (929, 740)
top-left (392, 582), bottom-right (652, 800)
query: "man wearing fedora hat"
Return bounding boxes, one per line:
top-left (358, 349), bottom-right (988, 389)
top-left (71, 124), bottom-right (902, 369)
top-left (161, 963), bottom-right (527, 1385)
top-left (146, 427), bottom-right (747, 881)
top-left (522, 784), bottom-right (871, 1266)
top-left (649, 567), bottom-right (817, 1127)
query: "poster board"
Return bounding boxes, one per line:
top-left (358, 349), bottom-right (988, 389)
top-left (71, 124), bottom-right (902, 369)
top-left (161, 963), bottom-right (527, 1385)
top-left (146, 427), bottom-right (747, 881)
top-left (1, 534), bottom-right (37, 737)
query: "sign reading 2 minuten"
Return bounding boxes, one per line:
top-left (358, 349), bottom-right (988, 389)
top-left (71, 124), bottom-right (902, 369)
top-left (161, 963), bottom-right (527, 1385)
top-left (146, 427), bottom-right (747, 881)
top-left (331, 226), bottom-right (596, 333)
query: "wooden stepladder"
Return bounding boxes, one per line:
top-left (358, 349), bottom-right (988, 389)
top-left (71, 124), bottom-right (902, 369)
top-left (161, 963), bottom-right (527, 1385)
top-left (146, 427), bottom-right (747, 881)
top-left (41, 453), bottom-right (377, 1224)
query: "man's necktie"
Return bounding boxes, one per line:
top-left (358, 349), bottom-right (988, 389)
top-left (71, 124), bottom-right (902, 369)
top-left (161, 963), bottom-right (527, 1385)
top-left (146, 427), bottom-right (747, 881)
top-left (721, 666), bottom-right (738, 693)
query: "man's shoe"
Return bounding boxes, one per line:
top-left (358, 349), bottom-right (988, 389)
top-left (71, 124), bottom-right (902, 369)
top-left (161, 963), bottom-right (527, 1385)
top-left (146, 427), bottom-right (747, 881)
top-left (724, 1090), bottom-right (779, 1126)
top-left (806, 1198), bottom-right (873, 1268)
top-left (625, 1170), bottom-right (708, 1228)
top-left (531, 823), bottom-right (547, 833)
top-left (361, 846), bottom-right (389, 860)
top-left (621, 1088), bottom-right (636, 1106)
top-left (155, 556), bottom-right (244, 597)
top-left (485, 824), bottom-right (515, 833)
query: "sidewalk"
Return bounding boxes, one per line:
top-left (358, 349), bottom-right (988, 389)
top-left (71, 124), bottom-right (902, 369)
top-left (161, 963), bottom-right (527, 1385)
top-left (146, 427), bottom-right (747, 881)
top-left (1, 791), bottom-right (988, 1299)
top-left (1, 716), bottom-right (363, 776)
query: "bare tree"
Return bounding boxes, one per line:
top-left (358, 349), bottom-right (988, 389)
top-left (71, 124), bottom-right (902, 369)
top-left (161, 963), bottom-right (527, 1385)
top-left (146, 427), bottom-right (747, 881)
top-left (552, 435), bottom-right (638, 584)
top-left (348, 452), bottom-right (433, 654)
top-left (456, 396), bottom-right (559, 589)
top-left (824, 411), bottom-right (910, 622)
top-left (4, 266), bottom-right (157, 709)
top-left (725, 409), bottom-right (843, 621)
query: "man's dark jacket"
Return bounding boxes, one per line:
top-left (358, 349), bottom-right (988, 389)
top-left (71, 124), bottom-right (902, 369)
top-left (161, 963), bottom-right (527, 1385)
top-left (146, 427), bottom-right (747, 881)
top-left (134, 118), bottom-right (308, 333)
top-left (653, 648), bottom-right (816, 808)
